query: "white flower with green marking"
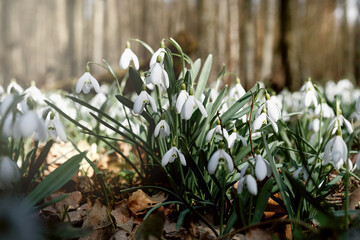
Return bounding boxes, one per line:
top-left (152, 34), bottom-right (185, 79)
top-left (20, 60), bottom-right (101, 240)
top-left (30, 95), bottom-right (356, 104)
top-left (76, 72), bottom-right (100, 94)
top-left (162, 146), bottom-right (186, 167)
top-left (119, 41), bottom-right (139, 70)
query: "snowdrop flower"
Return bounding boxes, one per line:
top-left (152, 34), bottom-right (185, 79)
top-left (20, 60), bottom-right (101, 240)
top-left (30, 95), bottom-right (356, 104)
top-left (255, 154), bottom-right (271, 181)
top-left (162, 146), bottom-right (186, 167)
top-left (301, 79), bottom-right (318, 107)
top-left (237, 175), bottom-right (258, 196)
top-left (229, 78), bottom-right (245, 100)
top-left (0, 93), bottom-right (15, 116)
top-left (180, 88), bottom-right (208, 120)
top-left (19, 110), bottom-right (43, 139)
top-left (46, 112), bottom-right (67, 142)
top-left (0, 156), bottom-right (21, 190)
top-left (149, 41), bottom-right (166, 68)
top-left (24, 81), bottom-right (44, 104)
top-left (253, 107), bottom-right (278, 133)
top-left (133, 85), bottom-right (157, 115)
top-left (357, 96), bottom-right (360, 114)
top-left (76, 71), bottom-right (100, 94)
top-left (206, 122), bottom-right (229, 143)
top-left (7, 79), bottom-right (23, 94)
top-left (265, 95), bottom-right (281, 122)
top-left (355, 153), bottom-right (360, 170)
top-left (119, 41), bottom-right (139, 70)
top-left (308, 118), bottom-right (322, 132)
top-left (154, 115), bottom-right (170, 138)
top-left (208, 142), bottom-right (233, 174)
top-left (323, 132), bottom-right (347, 170)
top-left (147, 55), bottom-right (169, 89)
top-left (228, 127), bottom-right (247, 148)
top-left (175, 84), bottom-right (189, 114)
top-left (314, 101), bottom-right (334, 118)
top-left (328, 114), bottom-right (353, 134)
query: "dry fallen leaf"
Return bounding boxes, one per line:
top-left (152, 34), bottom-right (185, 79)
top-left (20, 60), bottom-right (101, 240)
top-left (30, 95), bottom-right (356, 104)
top-left (127, 190), bottom-right (167, 215)
top-left (245, 228), bottom-right (272, 240)
top-left (111, 200), bottom-right (134, 232)
top-left (80, 199), bottom-right (113, 240)
top-left (53, 191), bottom-right (82, 214)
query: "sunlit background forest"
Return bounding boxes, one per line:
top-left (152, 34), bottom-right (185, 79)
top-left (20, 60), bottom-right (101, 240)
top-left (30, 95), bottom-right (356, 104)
top-left (0, 0), bottom-right (359, 91)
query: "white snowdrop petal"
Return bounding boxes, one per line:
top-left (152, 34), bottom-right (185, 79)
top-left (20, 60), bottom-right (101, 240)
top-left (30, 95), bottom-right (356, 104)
top-left (162, 69), bottom-right (169, 89)
top-left (147, 93), bottom-right (157, 113)
top-left (162, 148), bottom-right (174, 166)
top-left (177, 150), bottom-right (187, 166)
top-left (181, 97), bottom-right (195, 120)
top-left (253, 113), bottom-right (267, 131)
top-left (150, 63), bottom-right (162, 85)
top-left (246, 175), bottom-right (258, 195)
top-left (237, 178), bottom-right (245, 194)
top-left (0, 94), bottom-right (15, 116)
top-left (255, 155), bottom-right (267, 181)
top-left (133, 92), bottom-right (146, 114)
top-left (195, 99), bottom-right (208, 118)
top-left (131, 51), bottom-right (140, 70)
top-left (89, 75), bottom-right (100, 93)
top-left (223, 150), bottom-right (234, 172)
top-left (342, 116), bottom-right (353, 134)
top-left (356, 153), bottom-right (360, 170)
top-left (208, 150), bottom-right (221, 174)
top-left (206, 128), bottom-right (216, 142)
top-left (75, 73), bottom-right (87, 93)
top-left (119, 49), bottom-right (131, 69)
top-left (20, 111), bottom-right (38, 137)
top-left (176, 91), bottom-right (188, 114)
top-left (53, 119), bottom-right (67, 142)
top-left (357, 96), bottom-right (360, 114)
top-left (154, 122), bottom-right (161, 137)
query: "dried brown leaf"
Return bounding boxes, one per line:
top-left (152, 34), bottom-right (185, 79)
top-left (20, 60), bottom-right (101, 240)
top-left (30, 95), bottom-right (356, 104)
top-left (127, 190), bottom-right (167, 215)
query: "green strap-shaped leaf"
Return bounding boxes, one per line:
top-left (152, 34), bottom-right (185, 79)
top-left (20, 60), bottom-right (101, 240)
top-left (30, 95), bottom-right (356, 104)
top-left (195, 54), bottom-right (212, 99)
top-left (252, 178), bottom-right (274, 224)
top-left (129, 66), bottom-right (143, 95)
top-left (24, 152), bottom-right (86, 207)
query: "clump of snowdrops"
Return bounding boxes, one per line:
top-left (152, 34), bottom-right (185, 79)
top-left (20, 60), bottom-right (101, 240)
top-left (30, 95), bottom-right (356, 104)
top-left (4, 37), bottom-right (360, 238)
top-left (57, 38), bottom-right (360, 238)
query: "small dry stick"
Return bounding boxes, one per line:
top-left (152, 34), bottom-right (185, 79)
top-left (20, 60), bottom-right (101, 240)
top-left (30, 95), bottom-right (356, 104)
top-left (247, 90), bottom-right (256, 159)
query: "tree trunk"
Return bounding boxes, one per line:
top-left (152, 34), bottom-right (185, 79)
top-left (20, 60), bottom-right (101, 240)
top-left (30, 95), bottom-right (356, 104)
top-left (261, 0), bottom-right (276, 84)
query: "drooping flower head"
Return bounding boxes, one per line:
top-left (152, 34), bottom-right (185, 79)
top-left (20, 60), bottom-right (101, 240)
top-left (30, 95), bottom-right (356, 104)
top-left (0, 156), bottom-right (21, 190)
top-left (229, 78), bottom-right (246, 100)
top-left (323, 128), bottom-right (348, 170)
top-left (154, 114), bottom-right (170, 138)
top-left (253, 106), bottom-right (278, 133)
top-left (208, 142), bottom-right (234, 174)
top-left (119, 41), bottom-right (139, 70)
top-left (301, 78), bottom-right (318, 107)
top-left (133, 85), bottom-right (157, 115)
top-left (180, 87), bottom-right (208, 120)
top-left (46, 112), bottom-right (67, 143)
top-left (149, 40), bottom-right (166, 68)
top-left (162, 145), bottom-right (186, 167)
top-left (7, 79), bottom-right (23, 94)
top-left (75, 67), bottom-right (100, 94)
top-left (205, 120), bottom-right (229, 143)
top-left (147, 55), bottom-right (169, 89)
top-left (175, 84), bottom-right (189, 114)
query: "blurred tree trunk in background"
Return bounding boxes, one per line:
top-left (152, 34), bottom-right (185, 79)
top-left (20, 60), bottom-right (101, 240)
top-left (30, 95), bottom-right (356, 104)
top-left (241, 0), bottom-right (256, 89)
top-left (0, 0), bottom-right (358, 90)
top-left (355, 1), bottom-right (360, 85)
top-left (261, 0), bottom-right (276, 85)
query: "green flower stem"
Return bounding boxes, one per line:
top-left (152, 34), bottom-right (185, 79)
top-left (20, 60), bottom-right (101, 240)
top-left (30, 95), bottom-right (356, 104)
top-left (155, 85), bottom-right (163, 114)
top-left (344, 159), bottom-right (350, 229)
top-left (219, 170), bottom-right (226, 236)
